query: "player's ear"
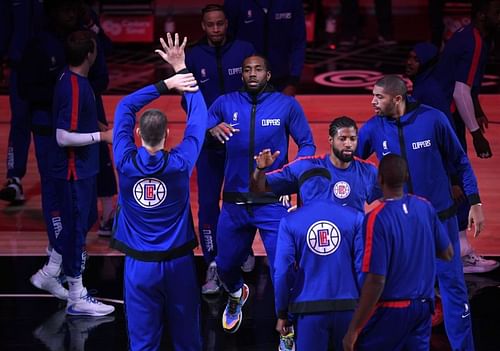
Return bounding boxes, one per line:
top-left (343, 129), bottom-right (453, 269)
top-left (166, 128), bottom-right (170, 138)
top-left (328, 135), bottom-right (334, 146)
top-left (135, 128), bottom-right (141, 137)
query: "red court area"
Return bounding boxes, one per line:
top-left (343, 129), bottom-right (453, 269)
top-left (0, 95), bottom-right (499, 256)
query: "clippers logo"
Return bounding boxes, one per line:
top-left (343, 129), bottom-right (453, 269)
top-left (275, 12), bottom-right (292, 20)
top-left (261, 118), bottom-right (281, 126)
top-left (133, 178), bottom-right (167, 208)
top-left (307, 220), bottom-right (341, 255)
top-left (228, 67), bottom-right (242, 75)
top-left (333, 181), bottom-right (351, 199)
top-left (412, 139), bottom-right (431, 150)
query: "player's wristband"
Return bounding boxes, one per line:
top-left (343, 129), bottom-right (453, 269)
top-left (256, 166), bottom-right (267, 171)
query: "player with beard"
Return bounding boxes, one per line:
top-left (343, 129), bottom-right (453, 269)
top-left (207, 54), bottom-right (315, 335)
top-left (184, 4), bottom-right (255, 295)
top-left (251, 116), bottom-right (381, 213)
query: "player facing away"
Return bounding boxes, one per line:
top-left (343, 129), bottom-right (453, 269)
top-left (273, 167), bottom-right (364, 351)
top-left (343, 154), bottom-right (453, 351)
top-left (110, 33), bottom-right (205, 351)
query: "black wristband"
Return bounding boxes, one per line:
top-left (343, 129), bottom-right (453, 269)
top-left (256, 166), bottom-right (267, 171)
top-left (175, 68), bottom-right (189, 74)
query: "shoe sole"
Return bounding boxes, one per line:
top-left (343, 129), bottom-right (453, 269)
top-left (66, 305), bottom-right (115, 317)
top-left (463, 264), bottom-right (500, 274)
top-left (202, 287), bottom-right (221, 295)
top-left (222, 284), bottom-right (249, 334)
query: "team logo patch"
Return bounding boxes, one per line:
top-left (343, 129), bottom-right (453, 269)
top-left (133, 178), bottom-right (167, 208)
top-left (307, 220), bottom-right (341, 256)
top-left (333, 181), bottom-right (350, 199)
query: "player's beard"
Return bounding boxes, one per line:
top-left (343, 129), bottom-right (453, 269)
top-left (333, 146), bottom-right (354, 163)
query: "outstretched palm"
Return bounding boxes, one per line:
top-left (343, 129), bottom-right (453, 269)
top-left (155, 33), bottom-right (187, 71)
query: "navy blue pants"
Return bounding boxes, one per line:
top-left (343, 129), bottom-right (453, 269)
top-left (215, 202), bottom-right (287, 293)
top-left (196, 145), bottom-right (225, 264)
top-left (53, 177), bottom-right (97, 278)
top-left (124, 254), bottom-right (202, 351)
top-left (295, 310), bottom-right (353, 351)
top-left (96, 142), bottom-right (117, 198)
top-left (6, 69), bottom-right (31, 179)
top-left (356, 299), bottom-right (433, 351)
top-left (436, 217), bottom-right (474, 350)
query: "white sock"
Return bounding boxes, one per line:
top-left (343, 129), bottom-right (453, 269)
top-left (100, 196), bottom-right (114, 222)
top-left (42, 250), bottom-right (63, 277)
top-left (230, 287), bottom-right (242, 298)
top-left (459, 230), bottom-right (473, 257)
top-left (67, 276), bottom-right (85, 300)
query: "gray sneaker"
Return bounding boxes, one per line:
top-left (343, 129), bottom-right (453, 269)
top-left (202, 263), bottom-right (221, 295)
top-left (462, 253), bottom-right (500, 274)
top-left (30, 269), bottom-right (68, 300)
top-left (66, 288), bottom-right (115, 316)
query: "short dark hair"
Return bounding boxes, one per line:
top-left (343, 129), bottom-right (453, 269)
top-left (375, 75), bottom-right (407, 98)
top-left (139, 109), bottom-right (167, 147)
top-left (378, 154), bottom-right (408, 189)
top-left (329, 116), bottom-right (357, 137)
top-left (65, 30), bottom-right (95, 66)
top-left (201, 3), bottom-right (225, 16)
top-left (243, 54), bottom-right (271, 72)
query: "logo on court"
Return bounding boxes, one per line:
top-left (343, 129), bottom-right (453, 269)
top-left (333, 181), bottom-right (350, 199)
top-left (133, 178), bottom-right (167, 208)
top-left (307, 220), bottom-right (341, 255)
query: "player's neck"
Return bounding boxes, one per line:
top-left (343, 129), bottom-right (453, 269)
top-left (329, 153), bottom-right (350, 169)
top-left (382, 188), bottom-right (404, 200)
top-left (69, 64), bottom-right (90, 78)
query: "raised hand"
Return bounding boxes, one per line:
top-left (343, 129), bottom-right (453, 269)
top-left (164, 73), bottom-right (199, 93)
top-left (155, 33), bottom-right (187, 72)
top-left (254, 148), bottom-right (280, 170)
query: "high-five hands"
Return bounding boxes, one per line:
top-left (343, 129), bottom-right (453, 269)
top-left (155, 33), bottom-right (198, 93)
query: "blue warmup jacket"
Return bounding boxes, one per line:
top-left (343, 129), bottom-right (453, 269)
top-left (266, 154), bottom-right (380, 212)
top-left (357, 100), bottom-right (480, 217)
top-left (185, 37), bottom-right (255, 108)
top-left (224, 0), bottom-right (306, 85)
top-left (111, 83), bottom-right (207, 261)
top-left (274, 198), bottom-right (364, 318)
top-left (207, 87), bottom-right (315, 203)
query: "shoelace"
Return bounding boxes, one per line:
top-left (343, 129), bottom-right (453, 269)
top-left (82, 294), bottom-right (101, 304)
top-left (227, 296), bottom-right (241, 315)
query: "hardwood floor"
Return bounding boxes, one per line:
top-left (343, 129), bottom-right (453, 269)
top-left (1, 95), bottom-right (499, 256)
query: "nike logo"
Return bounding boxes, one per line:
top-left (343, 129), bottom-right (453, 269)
top-left (200, 78), bottom-right (209, 83)
top-left (244, 19), bottom-right (255, 24)
top-left (382, 151), bottom-right (391, 156)
top-left (462, 303), bottom-right (470, 318)
top-left (229, 123), bottom-right (239, 127)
